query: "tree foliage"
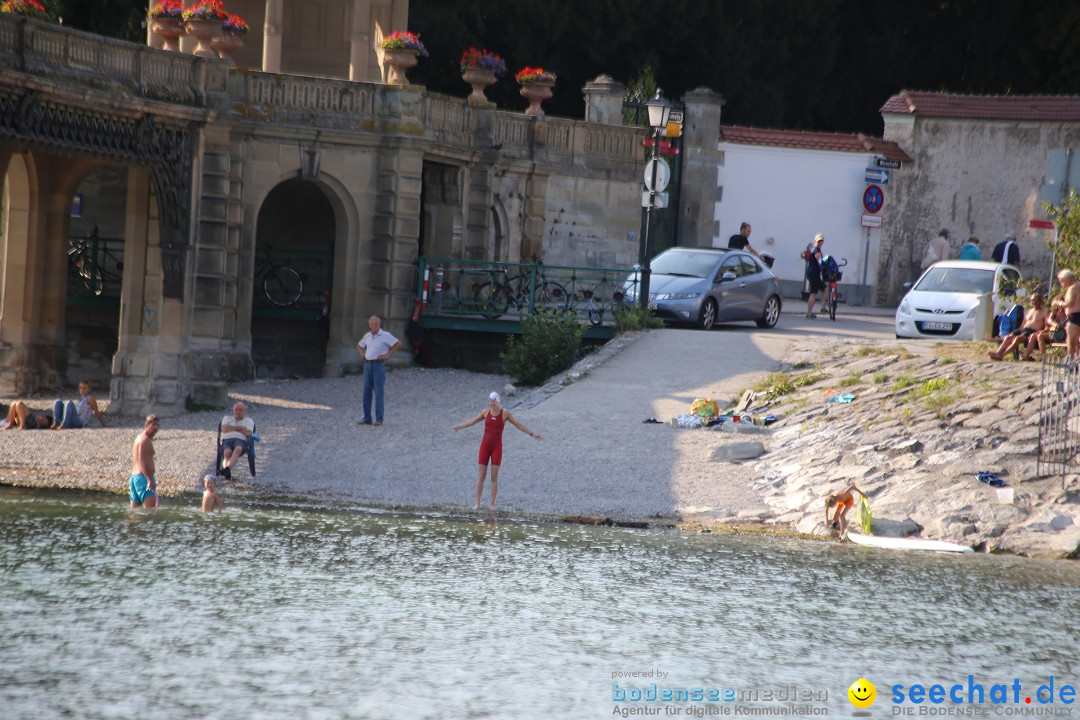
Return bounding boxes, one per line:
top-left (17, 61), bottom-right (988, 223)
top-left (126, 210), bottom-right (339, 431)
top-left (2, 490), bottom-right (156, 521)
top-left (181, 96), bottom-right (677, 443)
top-left (1045, 190), bottom-right (1080, 282)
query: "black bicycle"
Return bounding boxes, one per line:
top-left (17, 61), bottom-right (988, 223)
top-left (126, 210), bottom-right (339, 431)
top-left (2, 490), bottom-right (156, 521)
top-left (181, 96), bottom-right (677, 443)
top-left (255, 245), bottom-right (303, 306)
top-left (68, 226), bottom-right (123, 297)
top-left (473, 257), bottom-right (569, 320)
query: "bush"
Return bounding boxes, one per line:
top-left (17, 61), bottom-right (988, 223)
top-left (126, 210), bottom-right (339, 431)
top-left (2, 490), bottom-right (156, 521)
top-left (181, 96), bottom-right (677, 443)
top-left (502, 308), bottom-right (583, 385)
top-left (613, 303), bottom-right (664, 333)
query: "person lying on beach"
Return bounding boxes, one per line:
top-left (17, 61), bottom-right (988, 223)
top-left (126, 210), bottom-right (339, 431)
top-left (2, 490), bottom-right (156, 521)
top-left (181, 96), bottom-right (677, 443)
top-left (201, 474), bottom-right (223, 513)
top-left (824, 485), bottom-right (867, 537)
top-left (3, 401), bottom-right (54, 430)
top-left (452, 391), bottom-right (542, 512)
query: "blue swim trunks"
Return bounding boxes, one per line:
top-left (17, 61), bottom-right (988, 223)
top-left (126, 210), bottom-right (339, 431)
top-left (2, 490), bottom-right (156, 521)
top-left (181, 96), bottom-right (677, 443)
top-left (129, 473), bottom-right (157, 504)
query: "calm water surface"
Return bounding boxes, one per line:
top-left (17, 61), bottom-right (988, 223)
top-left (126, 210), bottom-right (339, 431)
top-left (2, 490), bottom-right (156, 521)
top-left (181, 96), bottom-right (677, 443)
top-left (1, 487), bottom-right (1078, 720)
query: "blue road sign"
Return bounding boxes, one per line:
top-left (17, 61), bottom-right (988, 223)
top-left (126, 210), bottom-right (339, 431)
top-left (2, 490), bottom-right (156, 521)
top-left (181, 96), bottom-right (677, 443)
top-left (864, 168), bottom-right (891, 185)
top-left (863, 184), bottom-right (884, 214)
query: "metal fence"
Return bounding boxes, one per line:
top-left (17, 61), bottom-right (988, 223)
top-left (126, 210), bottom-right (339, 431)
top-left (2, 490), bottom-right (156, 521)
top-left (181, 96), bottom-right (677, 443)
top-left (418, 257), bottom-right (639, 327)
top-left (1038, 354), bottom-right (1080, 486)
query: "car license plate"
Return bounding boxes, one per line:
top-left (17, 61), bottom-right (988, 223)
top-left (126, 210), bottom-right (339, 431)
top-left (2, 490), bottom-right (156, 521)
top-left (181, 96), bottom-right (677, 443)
top-left (922, 322), bottom-right (952, 331)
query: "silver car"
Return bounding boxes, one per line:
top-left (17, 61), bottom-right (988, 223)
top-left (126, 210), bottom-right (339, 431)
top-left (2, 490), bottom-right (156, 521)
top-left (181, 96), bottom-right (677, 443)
top-left (623, 248), bottom-right (783, 330)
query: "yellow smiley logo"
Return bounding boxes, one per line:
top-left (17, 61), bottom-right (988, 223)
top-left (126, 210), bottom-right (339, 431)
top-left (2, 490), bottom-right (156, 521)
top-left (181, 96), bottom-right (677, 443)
top-left (848, 678), bottom-right (876, 708)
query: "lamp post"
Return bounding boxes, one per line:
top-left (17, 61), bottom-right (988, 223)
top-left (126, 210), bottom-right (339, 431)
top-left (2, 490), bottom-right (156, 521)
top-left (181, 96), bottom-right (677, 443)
top-left (638, 90), bottom-right (672, 308)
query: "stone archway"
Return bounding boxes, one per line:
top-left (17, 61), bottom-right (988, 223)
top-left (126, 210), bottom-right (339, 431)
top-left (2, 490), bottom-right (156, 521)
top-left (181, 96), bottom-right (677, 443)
top-left (251, 178), bottom-right (336, 378)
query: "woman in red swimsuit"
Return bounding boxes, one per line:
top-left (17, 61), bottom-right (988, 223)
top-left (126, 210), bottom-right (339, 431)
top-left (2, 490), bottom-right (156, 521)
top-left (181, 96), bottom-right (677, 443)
top-left (452, 392), bottom-right (543, 511)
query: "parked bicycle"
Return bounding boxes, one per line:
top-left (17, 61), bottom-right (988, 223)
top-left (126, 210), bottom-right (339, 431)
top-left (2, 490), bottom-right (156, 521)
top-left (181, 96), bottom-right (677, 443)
top-left (823, 257), bottom-right (848, 321)
top-left (68, 226), bottom-right (123, 297)
top-left (255, 245), bottom-right (304, 307)
top-left (473, 256), bottom-right (569, 320)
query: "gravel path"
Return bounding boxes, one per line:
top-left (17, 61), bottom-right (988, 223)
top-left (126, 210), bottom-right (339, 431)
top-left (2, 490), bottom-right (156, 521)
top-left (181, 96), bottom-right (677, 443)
top-left (0, 330), bottom-right (786, 520)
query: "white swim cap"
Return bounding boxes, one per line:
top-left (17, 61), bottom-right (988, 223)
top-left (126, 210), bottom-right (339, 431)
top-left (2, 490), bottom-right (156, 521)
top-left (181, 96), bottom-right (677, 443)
top-left (489, 391), bottom-right (500, 402)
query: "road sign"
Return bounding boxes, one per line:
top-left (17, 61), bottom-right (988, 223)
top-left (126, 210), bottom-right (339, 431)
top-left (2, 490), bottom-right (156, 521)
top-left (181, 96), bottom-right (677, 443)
top-left (862, 184), bottom-right (884, 213)
top-left (864, 168), bottom-right (891, 185)
top-left (644, 158), bottom-right (670, 192)
top-left (875, 158), bottom-right (902, 169)
top-left (642, 191), bottom-right (669, 209)
top-left (1028, 219), bottom-right (1055, 229)
top-left (861, 214), bottom-right (882, 228)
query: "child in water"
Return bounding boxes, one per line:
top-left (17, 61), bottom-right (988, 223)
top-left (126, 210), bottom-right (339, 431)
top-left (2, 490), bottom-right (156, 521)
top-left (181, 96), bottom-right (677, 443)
top-left (201, 474), bottom-right (223, 513)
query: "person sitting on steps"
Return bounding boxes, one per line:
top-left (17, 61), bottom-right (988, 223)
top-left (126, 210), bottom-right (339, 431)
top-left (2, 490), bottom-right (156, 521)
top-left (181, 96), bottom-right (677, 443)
top-left (988, 293), bottom-right (1048, 361)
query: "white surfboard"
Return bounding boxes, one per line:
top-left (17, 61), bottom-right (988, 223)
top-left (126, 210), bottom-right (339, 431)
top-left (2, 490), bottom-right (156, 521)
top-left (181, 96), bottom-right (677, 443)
top-left (848, 532), bottom-right (974, 553)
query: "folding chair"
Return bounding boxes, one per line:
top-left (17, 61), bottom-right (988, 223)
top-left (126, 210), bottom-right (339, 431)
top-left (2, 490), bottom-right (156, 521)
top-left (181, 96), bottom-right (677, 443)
top-left (216, 421), bottom-right (257, 477)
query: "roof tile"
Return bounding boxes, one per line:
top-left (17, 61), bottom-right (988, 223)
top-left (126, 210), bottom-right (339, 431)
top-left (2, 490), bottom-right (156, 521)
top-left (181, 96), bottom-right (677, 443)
top-left (879, 90), bottom-right (1080, 121)
top-left (718, 125), bottom-right (912, 162)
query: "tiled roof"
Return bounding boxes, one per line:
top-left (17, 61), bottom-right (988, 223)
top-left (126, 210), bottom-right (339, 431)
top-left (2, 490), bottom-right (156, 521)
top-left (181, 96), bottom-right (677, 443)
top-left (718, 125), bottom-right (912, 162)
top-left (880, 90), bottom-right (1080, 121)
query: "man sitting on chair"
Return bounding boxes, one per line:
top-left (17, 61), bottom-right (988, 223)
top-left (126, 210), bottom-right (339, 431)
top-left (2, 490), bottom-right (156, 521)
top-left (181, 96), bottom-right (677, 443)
top-left (220, 402), bottom-right (254, 479)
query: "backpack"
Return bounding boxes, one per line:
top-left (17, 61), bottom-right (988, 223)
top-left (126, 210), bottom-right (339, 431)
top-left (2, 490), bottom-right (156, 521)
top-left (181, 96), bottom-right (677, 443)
top-left (821, 255), bottom-right (840, 282)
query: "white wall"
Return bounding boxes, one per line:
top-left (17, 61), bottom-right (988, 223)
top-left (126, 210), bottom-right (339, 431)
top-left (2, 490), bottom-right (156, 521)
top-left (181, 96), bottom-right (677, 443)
top-left (715, 143), bottom-right (883, 302)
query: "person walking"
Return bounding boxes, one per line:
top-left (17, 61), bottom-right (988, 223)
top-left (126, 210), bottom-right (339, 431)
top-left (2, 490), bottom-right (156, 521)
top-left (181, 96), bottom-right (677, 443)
top-left (357, 315), bottom-right (401, 426)
top-left (921, 229), bottom-right (950, 270)
top-left (452, 391), bottom-right (542, 511)
top-left (991, 233), bottom-right (1020, 266)
top-left (804, 234), bottom-right (827, 319)
top-left (129, 415), bottom-right (160, 509)
top-left (958, 236), bottom-right (982, 260)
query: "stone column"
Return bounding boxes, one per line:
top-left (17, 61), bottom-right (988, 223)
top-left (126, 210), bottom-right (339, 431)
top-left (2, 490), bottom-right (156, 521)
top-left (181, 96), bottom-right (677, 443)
top-left (463, 104), bottom-right (497, 261)
top-left (348, 0), bottom-right (373, 82)
top-left (677, 88), bottom-right (726, 249)
top-left (262, 0), bottom-right (283, 73)
top-left (583, 75), bottom-right (626, 127)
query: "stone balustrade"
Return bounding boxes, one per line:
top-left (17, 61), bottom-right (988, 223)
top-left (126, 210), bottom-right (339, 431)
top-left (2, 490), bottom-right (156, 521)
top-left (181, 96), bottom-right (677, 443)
top-left (1, 14), bottom-right (645, 170)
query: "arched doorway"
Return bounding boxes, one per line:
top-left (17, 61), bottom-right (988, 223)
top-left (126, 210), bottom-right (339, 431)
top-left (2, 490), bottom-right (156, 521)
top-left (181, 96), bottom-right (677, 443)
top-left (65, 166), bottom-right (127, 386)
top-left (252, 179), bottom-right (335, 378)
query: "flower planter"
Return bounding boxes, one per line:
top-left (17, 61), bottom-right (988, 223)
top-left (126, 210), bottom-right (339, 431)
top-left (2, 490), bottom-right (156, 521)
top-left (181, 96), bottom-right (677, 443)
top-left (210, 31), bottom-right (245, 60)
top-left (149, 17), bottom-right (184, 52)
top-left (462, 66), bottom-right (496, 104)
top-left (519, 81), bottom-right (554, 116)
top-left (185, 17), bottom-right (221, 58)
top-left (382, 48), bottom-right (419, 86)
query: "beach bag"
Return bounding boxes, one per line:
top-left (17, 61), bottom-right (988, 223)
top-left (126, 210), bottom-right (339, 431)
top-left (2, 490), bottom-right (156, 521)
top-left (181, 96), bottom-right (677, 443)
top-left (1051, 327), bottom-right (1067, 343)
top-left (690, 398), bottom-right (719, 417)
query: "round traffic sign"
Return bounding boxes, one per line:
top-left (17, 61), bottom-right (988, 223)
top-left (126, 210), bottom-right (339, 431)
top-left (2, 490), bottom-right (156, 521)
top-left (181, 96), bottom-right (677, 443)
top-left (863, 184), bottom-right (884, 214)
top-left (644, 158), bottom-right (670, 193)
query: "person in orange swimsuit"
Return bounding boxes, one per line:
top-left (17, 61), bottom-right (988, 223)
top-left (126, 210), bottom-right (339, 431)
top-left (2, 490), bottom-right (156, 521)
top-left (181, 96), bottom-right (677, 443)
top-left (452, 391), bottom-right (542, 511)
top-left (823, 485), bottom-right (867, 537)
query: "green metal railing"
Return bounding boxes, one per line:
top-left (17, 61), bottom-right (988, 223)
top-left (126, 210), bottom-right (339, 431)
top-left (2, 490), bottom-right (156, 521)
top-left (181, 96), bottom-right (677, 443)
top-left (417, 257), bottom-right (640, 328)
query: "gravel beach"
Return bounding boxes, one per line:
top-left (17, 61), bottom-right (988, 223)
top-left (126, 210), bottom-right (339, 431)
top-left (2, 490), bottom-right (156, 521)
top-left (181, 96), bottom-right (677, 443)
top-left (0, 330), bottom-right (773, 520)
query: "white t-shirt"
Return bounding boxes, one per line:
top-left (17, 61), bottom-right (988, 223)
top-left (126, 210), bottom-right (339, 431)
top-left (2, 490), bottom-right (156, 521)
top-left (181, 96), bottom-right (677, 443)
top-left (221, 415), bottom-right (254, 442)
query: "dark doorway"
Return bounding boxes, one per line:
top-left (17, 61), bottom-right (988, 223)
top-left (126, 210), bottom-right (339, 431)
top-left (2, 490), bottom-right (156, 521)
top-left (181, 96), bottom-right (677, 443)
top-left (252, 179), bottom-right (335, 378)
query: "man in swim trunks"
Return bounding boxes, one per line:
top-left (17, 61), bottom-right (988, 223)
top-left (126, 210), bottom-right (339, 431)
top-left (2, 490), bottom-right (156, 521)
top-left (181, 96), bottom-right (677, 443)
top-left (452, 391), bottom-right (542, 511)
top-left (987, 293), bottom-right (1048, 361)
top-left (129, 414), bottom-right (160, 509)
top-left (823, 485), bottom-right (867, 537)
top-left (1057, 270), bottom-right (1080, 359)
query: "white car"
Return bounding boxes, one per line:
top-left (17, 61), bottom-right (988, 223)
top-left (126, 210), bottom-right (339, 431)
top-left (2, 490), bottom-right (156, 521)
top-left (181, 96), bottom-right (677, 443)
top-left (894, 260), bottom-right (1021, 340)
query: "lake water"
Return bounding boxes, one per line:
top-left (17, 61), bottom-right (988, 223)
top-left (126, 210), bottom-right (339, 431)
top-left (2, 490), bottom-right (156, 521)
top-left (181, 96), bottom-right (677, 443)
top-left (1, 487), bottom-right (1078, 720)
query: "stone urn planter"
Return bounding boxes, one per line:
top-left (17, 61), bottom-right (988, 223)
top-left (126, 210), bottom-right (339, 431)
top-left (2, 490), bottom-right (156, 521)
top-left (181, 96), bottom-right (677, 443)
top-left (462, 66), bottom-right (497, 104)
top-left (382, 48), bottom-right (419, 86)
top-left (210, 31), bottom-right (245, 60)
top-left (184, 17), bottom-right (221, 58)
top-left (519, 81), bottom-right (554, 116)
top-left (149, 17), bottom-right (185, 52)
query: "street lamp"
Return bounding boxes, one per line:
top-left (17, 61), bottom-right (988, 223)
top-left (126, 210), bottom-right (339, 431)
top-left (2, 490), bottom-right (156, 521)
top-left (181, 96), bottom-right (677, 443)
top-left (637, 90), bottom-right (672, 308)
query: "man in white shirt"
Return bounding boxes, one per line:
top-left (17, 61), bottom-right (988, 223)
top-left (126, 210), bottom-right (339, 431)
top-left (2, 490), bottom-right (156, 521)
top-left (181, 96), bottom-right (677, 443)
top-left (220, 401), bottom-right (254, 479)
top-left (357, 315), bottom-right (401, 426)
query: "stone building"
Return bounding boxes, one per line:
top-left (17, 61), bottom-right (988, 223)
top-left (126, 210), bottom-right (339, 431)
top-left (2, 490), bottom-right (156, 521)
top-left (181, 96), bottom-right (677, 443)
top-left (876, 91), bottom-right (1080, 303)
